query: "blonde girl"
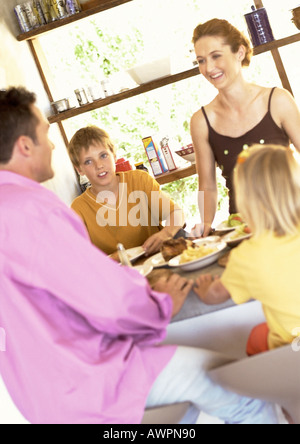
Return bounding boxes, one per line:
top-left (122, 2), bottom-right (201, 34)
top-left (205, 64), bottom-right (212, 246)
top-left (194, 144), bottom-right (300, 356)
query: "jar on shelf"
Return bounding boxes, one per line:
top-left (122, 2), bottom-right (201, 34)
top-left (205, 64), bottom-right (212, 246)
top-left (135, 162), bottom-right (148, 173)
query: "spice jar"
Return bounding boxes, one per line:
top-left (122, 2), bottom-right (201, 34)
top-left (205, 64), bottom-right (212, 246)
top-left (135, 162), bottom-right (148, 173)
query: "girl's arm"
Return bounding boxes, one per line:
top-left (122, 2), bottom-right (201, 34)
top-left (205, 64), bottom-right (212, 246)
top-left (193, 274), bottom-right (231, 305)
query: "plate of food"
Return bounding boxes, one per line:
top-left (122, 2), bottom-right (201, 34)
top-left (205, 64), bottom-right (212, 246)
top-left (168, 238), bottom-right (227, 271)
top-left (215, 213), bottom-right (246, 232)
top-left (222, 224), bottom-right (252, 247)
top-left (143, 238), bottom-right (193, 269)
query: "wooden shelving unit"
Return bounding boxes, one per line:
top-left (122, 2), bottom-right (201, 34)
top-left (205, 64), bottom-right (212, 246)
top-left (16, 0), bottom-right (300, 184)
top-left (46, 32), bottom-right (300, 125)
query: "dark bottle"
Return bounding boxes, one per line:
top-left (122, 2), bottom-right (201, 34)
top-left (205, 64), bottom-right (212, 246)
top-left (135, 162), bottom-right (148, 173)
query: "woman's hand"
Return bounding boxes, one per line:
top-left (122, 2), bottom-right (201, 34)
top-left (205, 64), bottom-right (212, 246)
top-left (188, 223), bottom-right (212, 239)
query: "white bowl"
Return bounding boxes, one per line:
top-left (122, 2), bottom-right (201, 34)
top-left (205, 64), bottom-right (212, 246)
top-left (175, 144), bottom-right (195, 163)
top-left (127, 57), bottom-right (171, 85)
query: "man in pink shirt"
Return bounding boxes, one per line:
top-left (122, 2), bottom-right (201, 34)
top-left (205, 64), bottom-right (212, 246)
top-left (0, 88), bottom-right (278, 424)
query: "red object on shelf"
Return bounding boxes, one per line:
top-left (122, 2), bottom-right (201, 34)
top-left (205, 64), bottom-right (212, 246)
top-left (115, 158), bottom-right (133, 172)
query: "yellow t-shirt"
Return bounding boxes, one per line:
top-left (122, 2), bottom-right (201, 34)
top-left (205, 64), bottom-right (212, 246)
top-left (71, 170), bottom-right (180, 255)
top-left (221, 231), bottom-right (300, 350)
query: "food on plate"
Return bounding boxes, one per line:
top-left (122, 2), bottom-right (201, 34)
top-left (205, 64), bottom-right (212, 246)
top-left (229, 224), bottom-right (251, 240)
top-left (180, 244), bottom-right (217, 264)
top-left (160, 237), bottom-right (194, 262)
top-left (227, 213), bottom-right (245, 227)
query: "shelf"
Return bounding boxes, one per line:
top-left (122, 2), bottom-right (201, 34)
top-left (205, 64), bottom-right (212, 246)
top-left (47, 31), bottom-right (300, 124)
top-left (48, 67), bottom-right (199, 123)
top-left (253, 32), bottom-right (300, 55)
top-left (155, 164), bottom-right (197, 186)
top-left (16, 0), bottom-right (134, 41)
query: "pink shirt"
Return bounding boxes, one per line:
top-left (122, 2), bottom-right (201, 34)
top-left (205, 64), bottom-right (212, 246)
top-left (0, 171), bottom-right (176, 424)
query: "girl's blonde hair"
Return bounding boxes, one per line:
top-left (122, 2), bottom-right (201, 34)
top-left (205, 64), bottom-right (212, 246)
top-left (235, 144), bottom-right (300, 237)
top-left (68, 126), bottom-right (116, 168)
top-left (192, 19), bottom-right (253, 67)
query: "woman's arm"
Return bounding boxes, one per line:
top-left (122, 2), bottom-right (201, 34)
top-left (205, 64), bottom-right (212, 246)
top-left (272, 88), bottom-right (300, 152)
top-left (190, 110), bottom-right (218, 237)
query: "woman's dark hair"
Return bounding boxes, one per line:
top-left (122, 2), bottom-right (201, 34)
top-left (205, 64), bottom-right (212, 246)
top-left (0, 87), bottom-right (38, 163)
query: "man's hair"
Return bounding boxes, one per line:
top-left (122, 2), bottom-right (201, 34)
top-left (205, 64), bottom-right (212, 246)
top-left (68, 126), bottom-right (116, 168)
top-left (0, 87), bottom-right (38, 164)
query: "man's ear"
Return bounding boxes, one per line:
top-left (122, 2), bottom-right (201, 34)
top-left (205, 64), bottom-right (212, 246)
top-left (15, 135), bottom-right (34, 158)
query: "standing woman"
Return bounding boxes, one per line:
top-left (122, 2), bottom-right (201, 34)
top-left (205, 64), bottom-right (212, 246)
top-left (190, 19), bottom-right (300, 237)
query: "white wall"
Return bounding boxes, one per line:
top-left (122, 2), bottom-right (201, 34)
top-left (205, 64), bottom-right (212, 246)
top-left (0, 0), bottom-right (80, 205)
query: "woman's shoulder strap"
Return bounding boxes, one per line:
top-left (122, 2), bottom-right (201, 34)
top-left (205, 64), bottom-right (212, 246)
top-left (268, 87), bottom-right (277, 111)
top-left (201, 106), bottom-right (211, 128)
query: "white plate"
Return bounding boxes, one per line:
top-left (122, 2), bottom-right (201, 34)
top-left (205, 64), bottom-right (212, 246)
top-left (144, 252), bottom-right (168, 269)
top-left (193, 235), bottom-right (221, 245)
top-left (222, 230), bottom-right (252, 247)
top-left (143, 237), bottom-right (222, 269)
top-left (133, 264), bottom-right (153, 277)
top-left (214, 221), bottom-right (236, 232)
top-left (168, 240), bottom-right (227, 271)
top-left (124, 246), bottom-right (146, 262)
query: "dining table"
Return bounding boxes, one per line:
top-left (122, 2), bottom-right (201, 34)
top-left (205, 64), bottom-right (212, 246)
top-left (129, 232), bottom-right (262, 360)
top-left (136, 242), bottom-right (235, 324)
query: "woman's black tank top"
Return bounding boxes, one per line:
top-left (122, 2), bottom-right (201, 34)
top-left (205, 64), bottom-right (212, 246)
top-left (201, 87), bottom-right (290, 214)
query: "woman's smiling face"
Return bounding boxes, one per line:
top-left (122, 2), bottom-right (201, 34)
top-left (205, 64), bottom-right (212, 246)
top-left (77, 142), bottom-right (117, 191)
top-left (194, 35), bottom-right (244, 89)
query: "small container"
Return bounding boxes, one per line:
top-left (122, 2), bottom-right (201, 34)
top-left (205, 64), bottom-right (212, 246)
top-left (14, 5), bottom-right (32, 33)
top-left (142, 136), bottom-right (169, 177)
top-left (74, 88), bottom-right (89, 106)
top-left (66, 0), bottom-right (81, 15)
top-left (52, 0), bottom-right (69, 19)
top-left (135, 162), bottom-right (148, 173)
top-left (101, 79), bottom-right (114, 97)
top-left (87, 84), bottom-right (104, 101)
top-left (244, 6), bottom-right (275, 47)
top-left (32, 0), bottom-right (47, 25)
top-left (39, 0), bottom-right (55, 23)
top-left (115, 158), bottom-right (133, 173)
top-left (160, 137), bottom-right (177, 171)
top-left (23, 1), bottom-right (40, 29)
top-left (51, 98), bottom-right (71, 113)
